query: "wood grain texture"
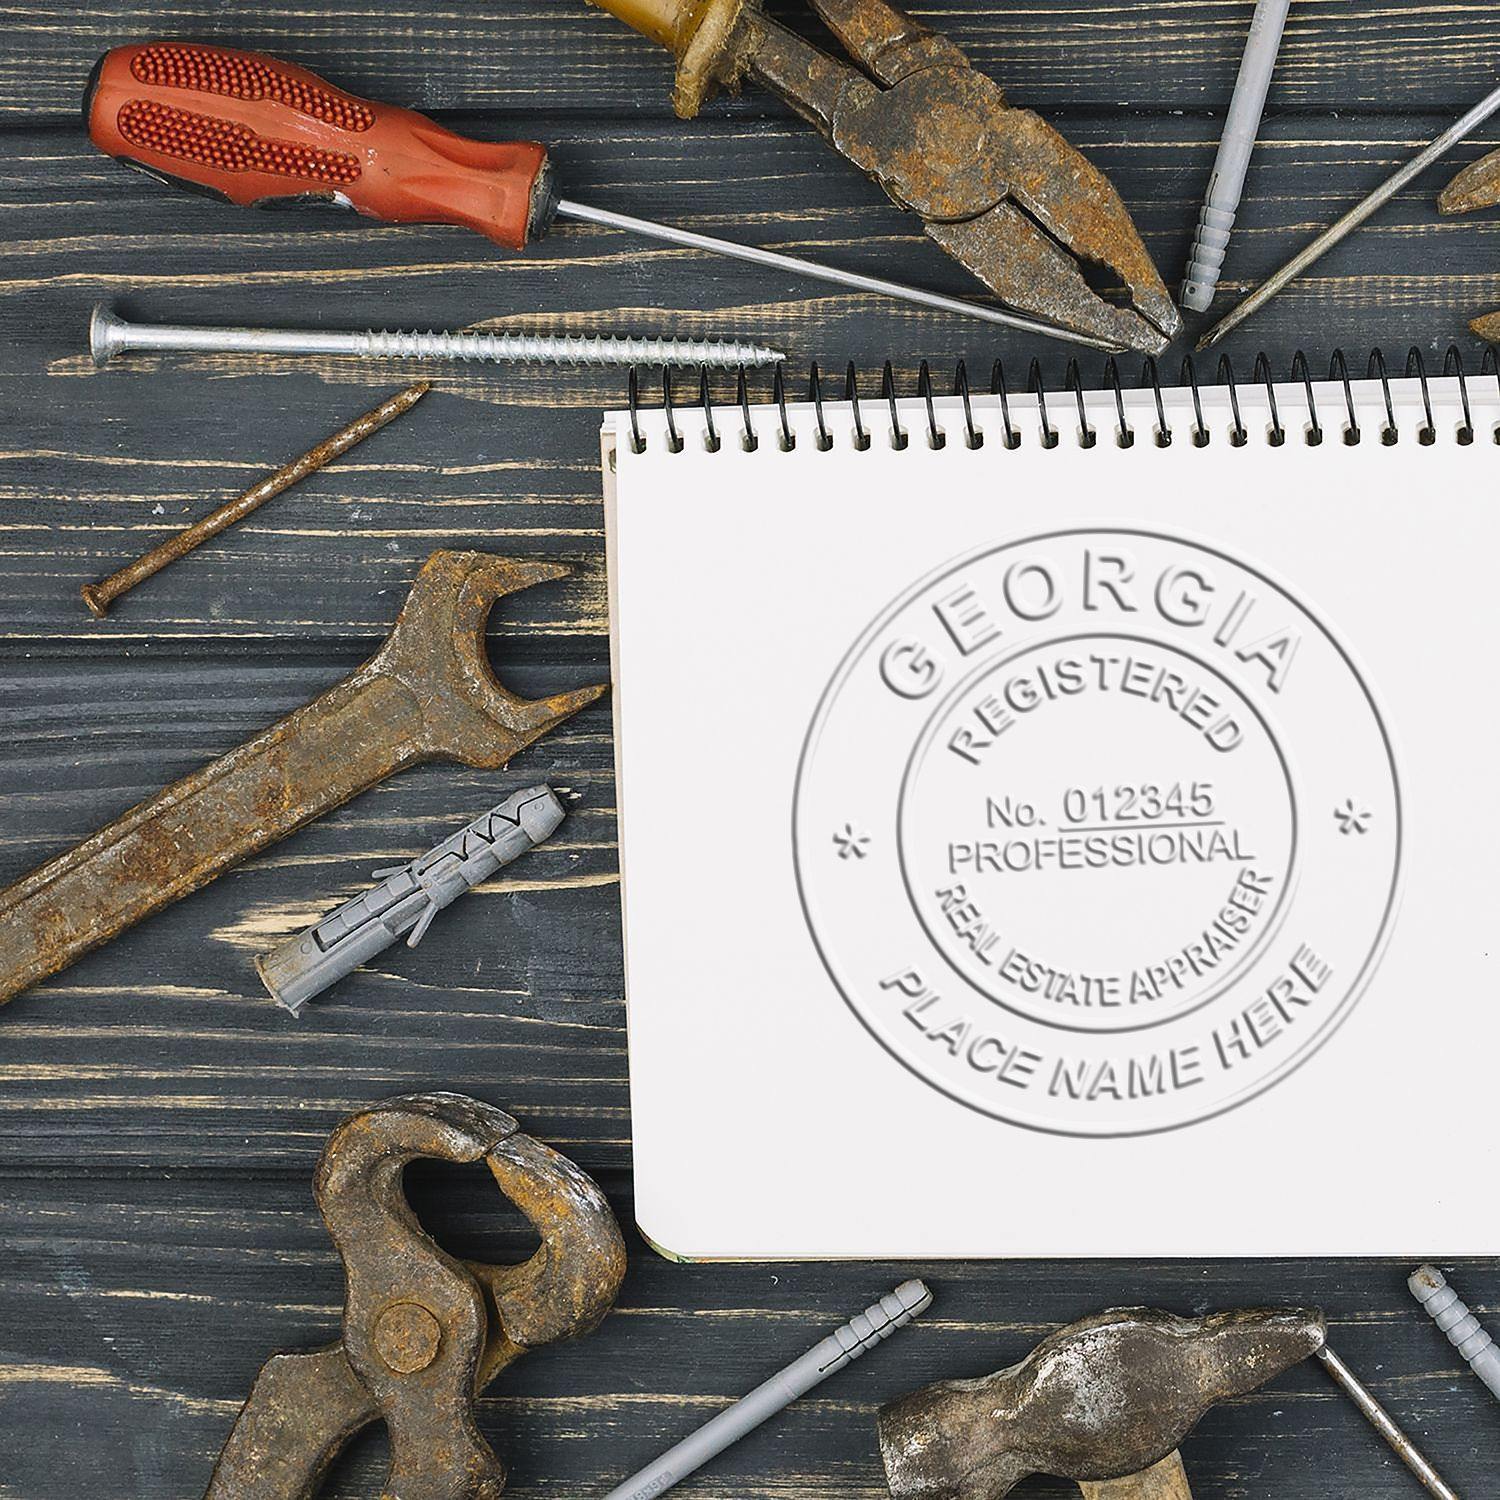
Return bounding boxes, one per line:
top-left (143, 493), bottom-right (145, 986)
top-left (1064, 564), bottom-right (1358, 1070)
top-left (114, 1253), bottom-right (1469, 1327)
top-left (3, 0), bottom-right (1500, 119)
top-left (2, 1178), bottom-right (1497, 1498)
top-left (1, 0), bottom-right (1497, 1496)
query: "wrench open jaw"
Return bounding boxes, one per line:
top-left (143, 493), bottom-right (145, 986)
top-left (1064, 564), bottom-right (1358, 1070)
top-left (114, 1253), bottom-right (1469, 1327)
top-left (0, 551), bottom-right (605, 1006)
top-left (1439, 150), bottom-right (1500, 341)
top-left (592, 0), bottom-right (1180, 353)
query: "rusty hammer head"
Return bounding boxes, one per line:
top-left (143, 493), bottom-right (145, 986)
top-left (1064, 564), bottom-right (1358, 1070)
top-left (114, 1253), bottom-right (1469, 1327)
top-left (878, 1307), bottom-right (1326, 1500)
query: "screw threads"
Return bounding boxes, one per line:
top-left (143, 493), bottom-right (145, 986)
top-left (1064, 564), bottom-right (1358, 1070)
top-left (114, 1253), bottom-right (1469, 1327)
top-left (86, 304), bottom-right (783, 371)
top-left (1410, 1264), bottom-right (1500, 1401)
top-left (357, 327), bottom-right (778, 369)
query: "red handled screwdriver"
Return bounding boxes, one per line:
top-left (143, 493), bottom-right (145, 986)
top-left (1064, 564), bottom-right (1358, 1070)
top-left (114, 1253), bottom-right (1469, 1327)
top-left (84, 42), bottom-right (1115, 349)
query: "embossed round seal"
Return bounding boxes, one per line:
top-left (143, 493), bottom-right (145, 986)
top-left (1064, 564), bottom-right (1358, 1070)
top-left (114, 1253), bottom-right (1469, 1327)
top-left (794, 530), bottom-right (1401, 1136)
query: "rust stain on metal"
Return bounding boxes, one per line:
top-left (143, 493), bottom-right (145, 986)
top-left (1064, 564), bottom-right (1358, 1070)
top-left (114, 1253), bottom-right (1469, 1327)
top-left (203, 1092), bottom-right (627, 1500)
top-left (0, 551), bottom-right (607, 1006)
top-left (81, 382), bottom-right (431, 618)
top-left (1440, 149), bottom-right (1500, 339)
top-left (878, 1306), bottom-right (1326, 1498)
top-left (1470, 310), bottom-right (1500, 342)
top-left (590, 0), bottom-right (1180, 351)
top-left (1440, 149), bottom-right (1500, 216)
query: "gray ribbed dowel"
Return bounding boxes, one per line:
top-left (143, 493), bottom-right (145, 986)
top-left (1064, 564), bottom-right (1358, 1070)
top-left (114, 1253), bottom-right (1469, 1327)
top-left (602, 1280), bottom-right (932, 1500)
top-left (1180, 0), bottom-right (1292, 312)
top-left (88, 304), bottom-right (783, 370)
top-left (1410, 1264), bottom-right (1500, 1404)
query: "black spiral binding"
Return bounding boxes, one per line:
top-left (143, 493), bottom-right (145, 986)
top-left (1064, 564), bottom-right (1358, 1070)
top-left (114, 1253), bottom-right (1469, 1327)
top-left (626, 346), bottom-right (1495, 453)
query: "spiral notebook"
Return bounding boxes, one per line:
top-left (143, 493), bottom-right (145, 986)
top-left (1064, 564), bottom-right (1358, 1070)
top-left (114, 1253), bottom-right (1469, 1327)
top-left (602, 357), bottom-right (1499, 1260)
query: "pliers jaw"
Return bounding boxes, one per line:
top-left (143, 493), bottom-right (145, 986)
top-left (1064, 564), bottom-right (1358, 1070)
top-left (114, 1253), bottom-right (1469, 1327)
top-left (201, 1095), bottom-right (626, 1500)
top-left (1439, 148), bottom-right (1500, 341)
top-left (1439, 149), bottom-right (1500, 217)
top-left (594, 0), bottom-right (1180, 352)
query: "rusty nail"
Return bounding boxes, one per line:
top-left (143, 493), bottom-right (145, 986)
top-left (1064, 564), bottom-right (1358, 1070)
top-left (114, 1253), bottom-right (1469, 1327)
top-left (80, 381), bottom-right (430, 617)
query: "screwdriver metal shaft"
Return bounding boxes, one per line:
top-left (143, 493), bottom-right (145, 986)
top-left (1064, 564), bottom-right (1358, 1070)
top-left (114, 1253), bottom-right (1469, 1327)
top-left (1199, 79), bottom-right (1500, 348)
top-left (555, 199), bottom-right (1122, 352)
top-left (87, 43), bottom-right (1121, 352)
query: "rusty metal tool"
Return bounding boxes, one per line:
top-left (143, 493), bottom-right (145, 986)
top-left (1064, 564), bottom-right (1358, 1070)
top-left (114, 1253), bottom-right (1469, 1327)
top-left (203, 1092), bottom-right (627, 1500)
top-left (879, 1306), bottom-right (1461, 1500)
top-left (0, 551), bottom-right (604, 1006)
top-left (81, 382), bottom-right (430, 618)
top-left (878, 1307), bottom-right (1324, 1500)
top-left (257, 783), bottom-right (569, 1016)
top-left (86, 43), bottom-right (1094, 348)
top-left (1198, 79), bottom-right (1500, 349)
top-left (1438, 152), bottom-right (1500, 341)
top-left (587, 0), bottom-right (1181, 354)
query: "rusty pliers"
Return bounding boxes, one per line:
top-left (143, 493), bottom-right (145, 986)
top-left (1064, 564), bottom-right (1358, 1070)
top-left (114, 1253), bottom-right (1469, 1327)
top-left (203, 1094), bottom-right (627, 1500)
top-left (590, 0), bottom-right (1181, 352)
top-left (1440, 150), bottom-right (1500, 341)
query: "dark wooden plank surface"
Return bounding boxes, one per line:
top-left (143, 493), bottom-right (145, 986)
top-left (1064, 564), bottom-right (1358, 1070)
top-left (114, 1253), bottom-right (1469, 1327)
top-left (3, 0), bottom-right (1500, 118)
top-left (1, 0), bottom-right (1497, 1496)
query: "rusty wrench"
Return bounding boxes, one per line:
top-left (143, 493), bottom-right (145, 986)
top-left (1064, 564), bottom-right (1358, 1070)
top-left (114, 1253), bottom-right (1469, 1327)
top-left (203, 1092), bottom-right (627, 1500)
top-left (0, 552), bottom-right (604, 1005)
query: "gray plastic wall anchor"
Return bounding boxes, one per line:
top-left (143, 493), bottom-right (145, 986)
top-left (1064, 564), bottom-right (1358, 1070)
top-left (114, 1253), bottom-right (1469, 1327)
top-left (257, 784), bottom-right (566, 1016)
top-left (1181, 204), bottom-right (1238, 313)
top-left (1180, 0), bottom-right (1293, 313)
top-left (1409, 1264), bottom-right (1500, 1404)
top-left (600, 1280), bottom-right (932, 1500)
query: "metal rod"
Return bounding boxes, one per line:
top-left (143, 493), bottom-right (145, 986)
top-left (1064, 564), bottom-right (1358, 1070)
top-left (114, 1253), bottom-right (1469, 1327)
top-left (556, 199), bottom-right (1123, 353)
top-left (1198, 79), bottom-right (1500, 349)
top-left (80, 382), bottom-right (430, 618)
top-left (88, 303), bottom-right (783, 370)
top-left (1315, 1345), bottom-right (1462, 1500)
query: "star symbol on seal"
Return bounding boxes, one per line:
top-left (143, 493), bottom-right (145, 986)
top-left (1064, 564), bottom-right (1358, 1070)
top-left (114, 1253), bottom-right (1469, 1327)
top-left (1334, 798), bottom-right (1372, 835)
top-left (833, 823), bottom-right (871, 860)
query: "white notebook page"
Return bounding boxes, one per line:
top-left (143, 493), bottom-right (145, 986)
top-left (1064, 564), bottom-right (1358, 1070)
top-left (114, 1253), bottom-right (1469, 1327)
top-left (604, 372), bottom-right (1499, 1259)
